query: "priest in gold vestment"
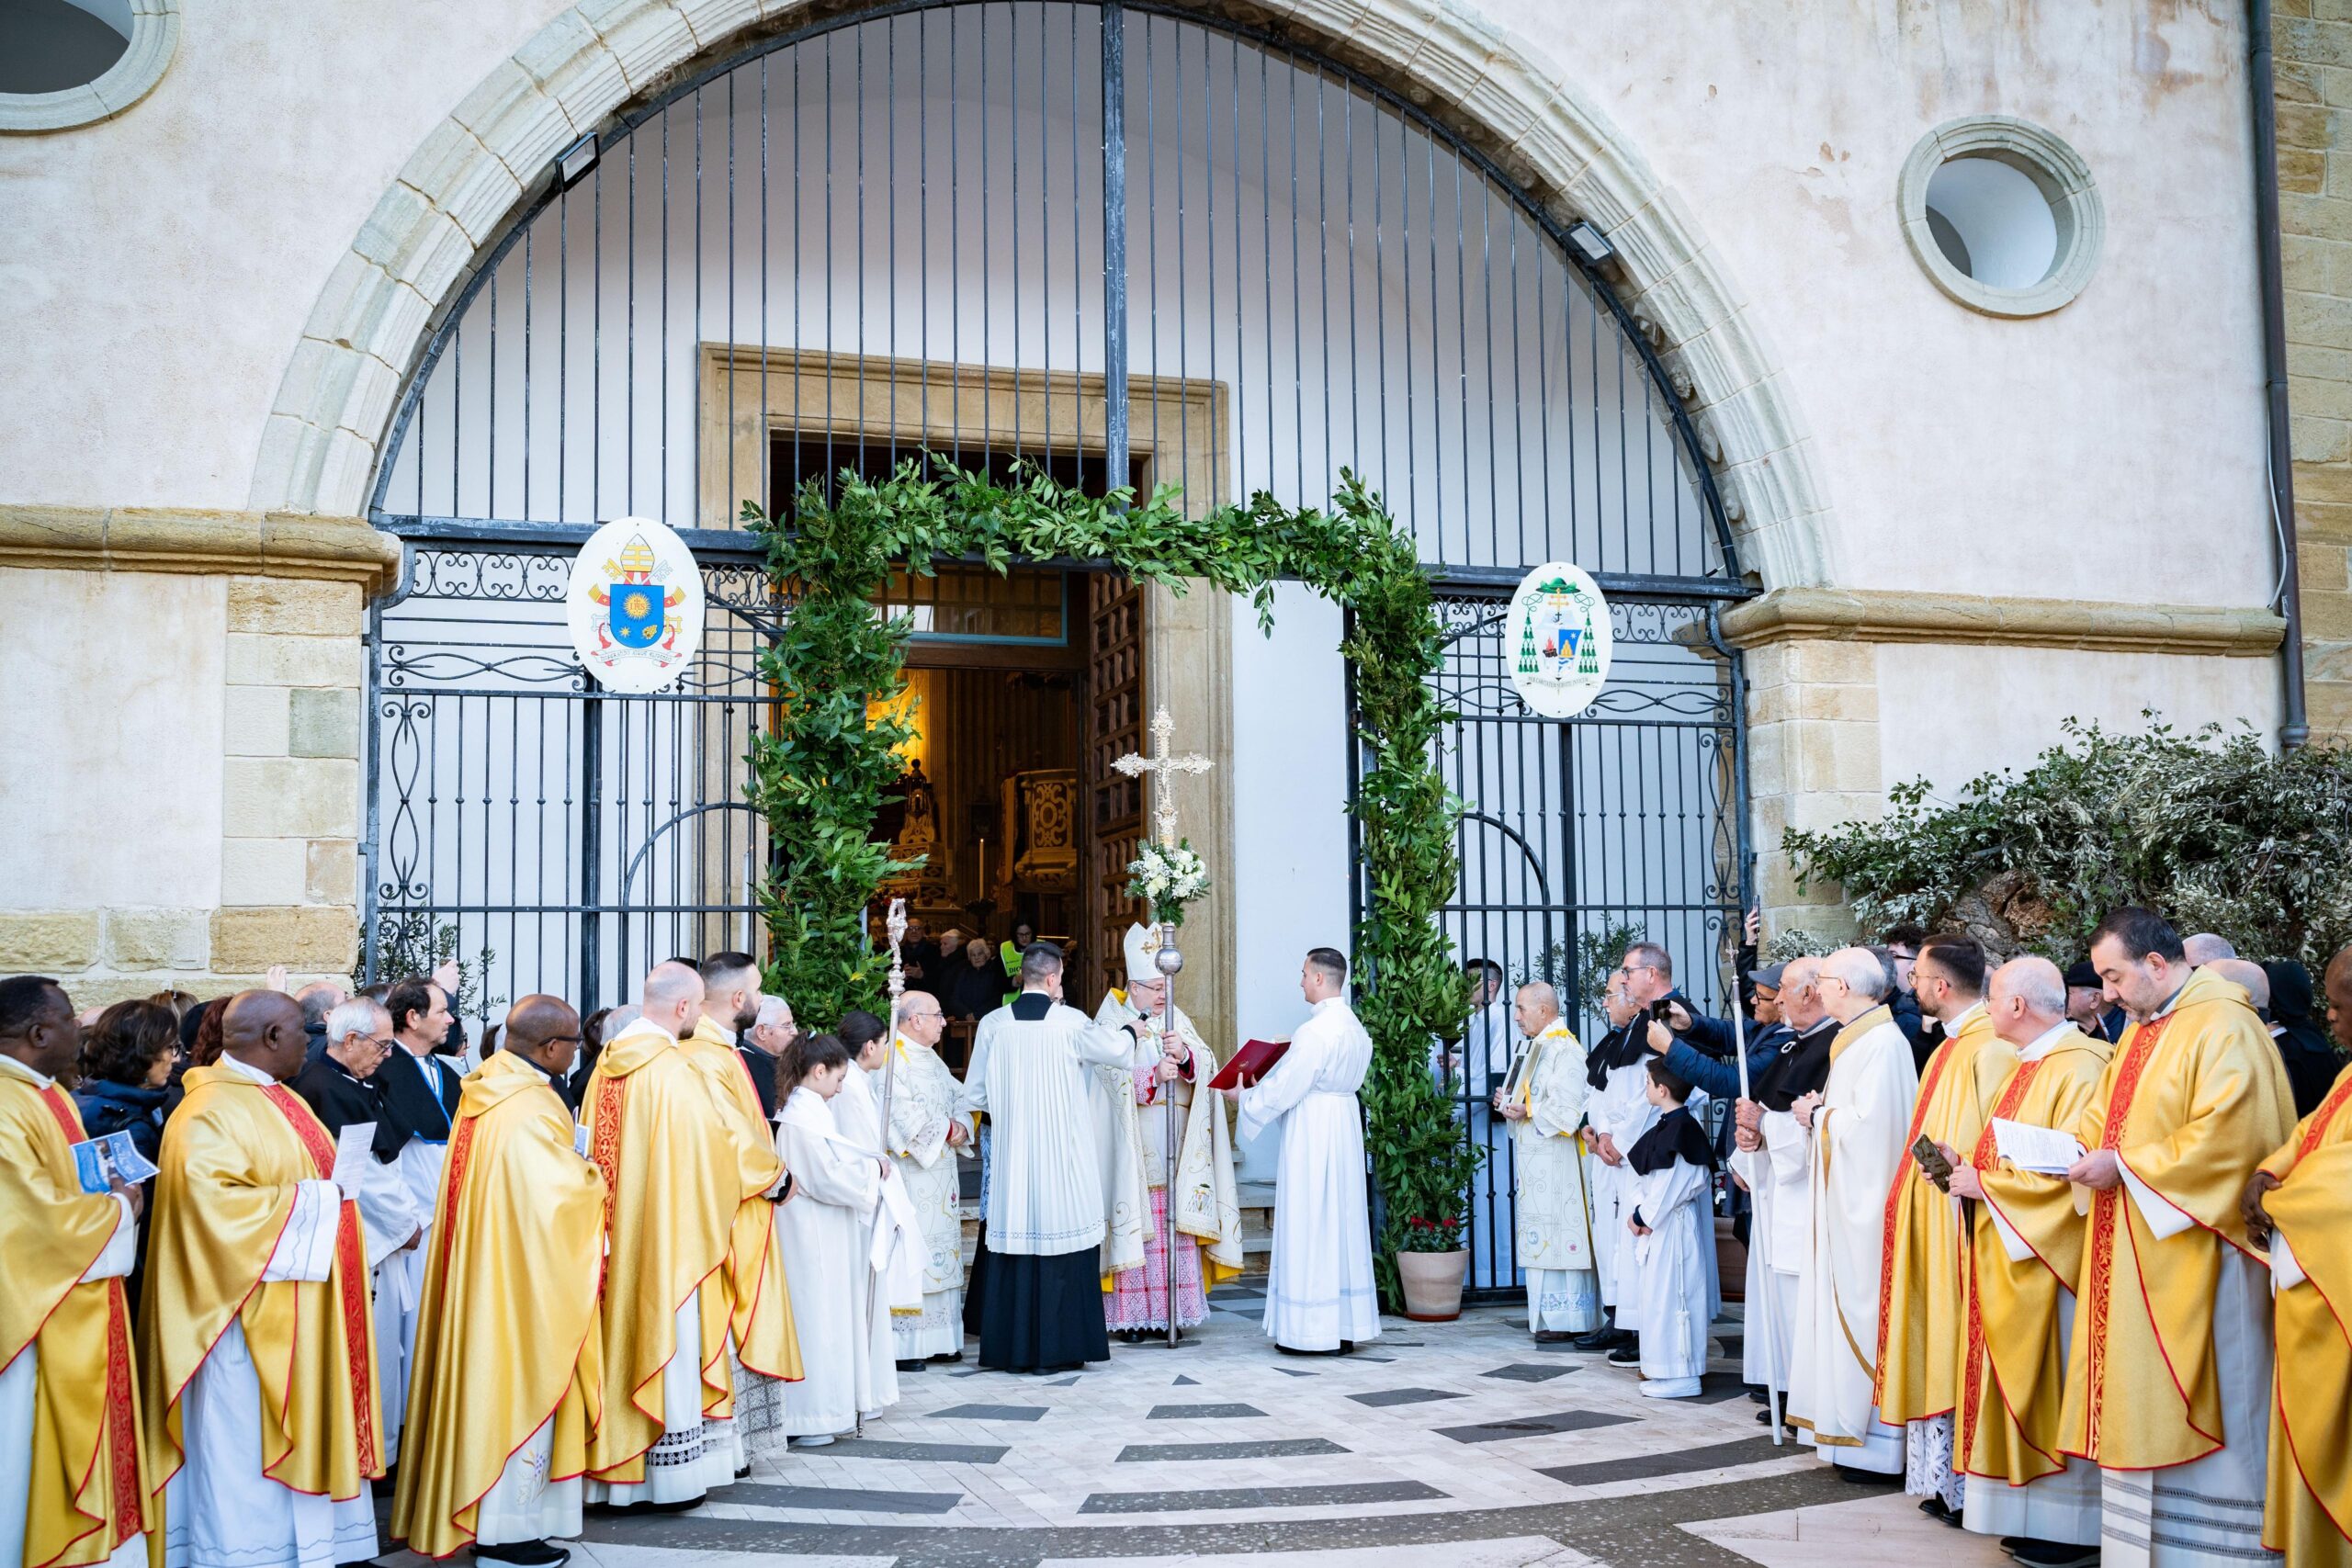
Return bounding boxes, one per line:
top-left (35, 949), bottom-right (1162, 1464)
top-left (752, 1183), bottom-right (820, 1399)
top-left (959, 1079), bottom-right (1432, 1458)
top-left (1941, 958), bottom-right (2109, 1563)
top-left (141, 991), bottom-right (382, 1568)
top-left (584, 964), bottom-right (797, 1509)
top-left (1875, 933), bottom-right (2014, 1521)
top-left (2242, 943), bottom-right (2352, 1568)
top-left (391, 997), bottom-right (605, 1568)
top-left (0, 977), bottom-right (150, 1568)
top-left (682, 953), bottom-right (801, 1461)
top-left (2060, 909), bottom-right (2294, 1568)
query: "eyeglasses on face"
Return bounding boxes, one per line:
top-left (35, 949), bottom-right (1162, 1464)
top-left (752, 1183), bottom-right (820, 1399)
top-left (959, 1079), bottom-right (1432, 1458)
top-left (1615, 962), bottom-right (1660, 977)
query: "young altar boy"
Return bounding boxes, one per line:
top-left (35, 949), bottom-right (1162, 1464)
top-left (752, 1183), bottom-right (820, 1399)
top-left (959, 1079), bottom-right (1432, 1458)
top-left (1623, 1060), bottom-right (1717, 1399)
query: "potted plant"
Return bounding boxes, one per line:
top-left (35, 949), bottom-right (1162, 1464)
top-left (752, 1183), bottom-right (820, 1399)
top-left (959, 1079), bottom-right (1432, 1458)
top-left (1393, 1210), bottom-right (1472, 1321)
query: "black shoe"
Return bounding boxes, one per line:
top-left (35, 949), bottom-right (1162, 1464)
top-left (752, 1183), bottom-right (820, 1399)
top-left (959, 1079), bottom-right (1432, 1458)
top-left (734, 1463), bottom-right (752, 1479)
top-left (1918, 1497), bottom-right (1957, 1526)
top-left (927, 1350), bottom-right (963, 1363)
top-left (474, 1543), bottom-right (571, 1568)
top-left (1830, 1464), bottom-right (1894, 1485)
top-left (1569, 1326), bottom-right (1616, 1350)
top-left (896, 1359), bottom-right (925, 1371)
top-left (1274, 1342), bottom-right (1343, 1357)
top-left (1605, 1345), bottom-right (1642, 1367)
top-left (1754, 1405), bottom-right (1794, 1427)
top-left (2007, 1541), bottom-right (2098, 1568)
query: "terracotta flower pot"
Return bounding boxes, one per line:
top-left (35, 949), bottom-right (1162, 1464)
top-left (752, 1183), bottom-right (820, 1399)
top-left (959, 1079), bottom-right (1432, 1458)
top-left (1394, 1247), bottom-right (1468, 1322)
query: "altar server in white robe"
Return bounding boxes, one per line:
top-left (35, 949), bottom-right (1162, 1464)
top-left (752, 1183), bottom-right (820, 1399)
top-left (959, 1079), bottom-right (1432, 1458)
top-left (1727, 957), bottom-right (1835, 1414)
top-left (884, 993), bottom-right (974, 1364)
top-left (1786, 948), bottom-right (1919, 1476)
top-left (956, 942), bottom-right (1140, 1372)
top-left (773, 1033), bottom-right (892, 1443)
top-left (1623, 1059), bottom-right (1718, 1398)
top-left (828, 1012), bottom-right (902, 1417)
top-left (1584, 952), bottom-right (1668, 1347)
top-left (1494, 981), bottom-right (1600, 1340)
top-left (1230, 948), bottom-right (1381, 1355)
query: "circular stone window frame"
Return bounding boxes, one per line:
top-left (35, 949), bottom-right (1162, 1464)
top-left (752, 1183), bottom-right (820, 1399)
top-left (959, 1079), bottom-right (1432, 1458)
top-left (0, 0), bottom-right (180, 135)
top-left (1898, 115), bottom-right (2104, 319)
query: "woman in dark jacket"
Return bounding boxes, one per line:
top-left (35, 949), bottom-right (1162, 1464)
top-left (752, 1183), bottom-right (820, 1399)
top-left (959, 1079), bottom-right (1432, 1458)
top-left (2261, 959), bottom-right (2342, 1120)
top-left (74, 998), bottom-right (181, 1165)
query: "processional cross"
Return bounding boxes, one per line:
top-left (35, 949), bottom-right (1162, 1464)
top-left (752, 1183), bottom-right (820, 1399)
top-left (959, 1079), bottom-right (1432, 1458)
top-left (1110, 705), bottom-right (1214, 848)
top-left (1108, 705), bottom-right (1213, 1348)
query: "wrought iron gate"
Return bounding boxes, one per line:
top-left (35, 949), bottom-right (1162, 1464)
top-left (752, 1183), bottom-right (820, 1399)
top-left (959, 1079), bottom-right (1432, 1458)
top-left (361, 1), bottom-right (1751, 1284)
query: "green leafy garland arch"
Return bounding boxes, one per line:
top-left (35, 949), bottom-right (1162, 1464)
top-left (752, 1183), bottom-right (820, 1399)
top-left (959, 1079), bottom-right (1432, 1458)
top-left (742, 461), bottom-right (1480, 1299)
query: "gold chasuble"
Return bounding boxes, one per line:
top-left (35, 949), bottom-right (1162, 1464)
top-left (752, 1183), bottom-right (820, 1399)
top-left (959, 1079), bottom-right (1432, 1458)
top-left (582, 1024), bottom-right (799, 1486)
top-left (2258, 1061), bottom-right (2352, 1563)
top-left (2057, 966), bottom-right (2294, 1472)
top-left (1875, 1004), bottom-right (2015, 1427)
top-left (140, 1065), bottom-right (382, 1524)
top-left (680, 1018), bottom-right (799, 1388)
top-left (0, 1068), bottom-right (152, 1568)
top-left (391, 1054), bottom-right (607, 1559)
top-left (1962, 1026), bottom-right (2111, 1486)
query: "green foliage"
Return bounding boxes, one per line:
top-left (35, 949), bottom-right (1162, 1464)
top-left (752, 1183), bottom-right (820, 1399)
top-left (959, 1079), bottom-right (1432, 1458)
top-left (741, 458), bottom-right (1476, 1298)
top-left (1781, 718), bottom-right (2352, 966)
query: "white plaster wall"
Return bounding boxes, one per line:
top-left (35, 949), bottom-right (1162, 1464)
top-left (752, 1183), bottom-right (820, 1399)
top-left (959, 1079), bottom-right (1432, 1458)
top-left (1481, 0), bottom-right (2272, 610)
top-left (0, 0), bottom-right (571, 509)
top-left (0, 569), bottom-right (226, 908)
top-left (1229, 580), bottom-right (1349, 1179)
top-left (1874, 643), bottom-right (2284, 798)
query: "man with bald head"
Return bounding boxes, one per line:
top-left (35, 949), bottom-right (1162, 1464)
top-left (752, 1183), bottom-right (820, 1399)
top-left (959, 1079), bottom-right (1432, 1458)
top-left (1785, 947), bottom-right (1918, 1481)
top-left (392, 996), bottom-right (605, 1566)
top-left (2183, 932), bottom-right (2238, 967)
top-left (141, 989), bottom-right (384, 1568)
top-left (582, 964), bottom-right (799, 1511)
top-left (1494, 980), bottom-right (1600, 1342)
top-left (0, 976), bottom-right (151, 1568)
top-left (1938, 957), bottom-right (2109, 1563)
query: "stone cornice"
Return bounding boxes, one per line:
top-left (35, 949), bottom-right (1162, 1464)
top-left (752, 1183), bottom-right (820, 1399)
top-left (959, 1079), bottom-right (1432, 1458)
top-left (1717, 586), bottom-right (2286, 658)
top-left (0, 505), bottom-right (400, 588)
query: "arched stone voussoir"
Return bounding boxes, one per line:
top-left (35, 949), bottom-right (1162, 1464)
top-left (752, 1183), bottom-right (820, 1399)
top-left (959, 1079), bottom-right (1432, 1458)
top-left (249, 0), bottom-right (1834, 592)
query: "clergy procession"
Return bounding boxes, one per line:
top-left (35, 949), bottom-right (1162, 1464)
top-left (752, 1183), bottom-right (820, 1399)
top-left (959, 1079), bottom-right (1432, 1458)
top-left (1459, 911), bottom-right (2352, 1568)
top-left (7, 886), bottom-right (2352, 1568)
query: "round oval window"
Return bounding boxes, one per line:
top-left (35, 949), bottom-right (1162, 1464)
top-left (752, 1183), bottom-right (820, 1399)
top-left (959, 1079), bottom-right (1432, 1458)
top-left (1899, 118), bottom-right (2102, 318)
top-left (1, 0), bottom-right (131, 96)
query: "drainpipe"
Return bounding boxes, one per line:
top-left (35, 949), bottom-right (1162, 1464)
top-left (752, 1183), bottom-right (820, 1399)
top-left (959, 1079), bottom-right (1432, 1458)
top-left (2251, 0), bottom-right (2312, 750)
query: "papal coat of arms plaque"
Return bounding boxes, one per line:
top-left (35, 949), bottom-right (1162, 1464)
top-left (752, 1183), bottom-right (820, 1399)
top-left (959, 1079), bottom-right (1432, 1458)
top-left (1504, 560), bottom-right (1612, 720)
top-left (564, 516), bottom-right (707, 694)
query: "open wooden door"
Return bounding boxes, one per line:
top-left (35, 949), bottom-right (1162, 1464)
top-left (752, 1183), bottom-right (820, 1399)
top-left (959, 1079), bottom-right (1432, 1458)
top-left (1083, 571), bottom-right (1147, 1001)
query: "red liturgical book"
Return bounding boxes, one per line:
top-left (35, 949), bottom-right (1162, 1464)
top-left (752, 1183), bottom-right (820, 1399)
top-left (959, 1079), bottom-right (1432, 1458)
top-left (1207, 1038), bottom-right (1290, 1090)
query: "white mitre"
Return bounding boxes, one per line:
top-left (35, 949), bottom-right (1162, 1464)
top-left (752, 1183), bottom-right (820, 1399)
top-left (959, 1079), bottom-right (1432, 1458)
top-left (1123, 921), bottom-right (1159, 989)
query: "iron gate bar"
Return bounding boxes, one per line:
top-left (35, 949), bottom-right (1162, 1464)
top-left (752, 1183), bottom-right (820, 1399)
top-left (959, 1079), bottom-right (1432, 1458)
top-left (365, 0), bottom-right (1738, 581)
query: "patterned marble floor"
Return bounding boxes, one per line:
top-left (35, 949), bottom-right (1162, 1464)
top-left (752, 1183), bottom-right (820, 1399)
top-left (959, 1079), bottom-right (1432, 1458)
top-left (380, 1277), bottom-right (2011, 1568)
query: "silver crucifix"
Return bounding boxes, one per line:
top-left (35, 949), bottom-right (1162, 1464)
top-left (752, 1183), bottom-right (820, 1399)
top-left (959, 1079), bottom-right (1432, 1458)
top-left (1110, 705), bottom-right (1213, 849)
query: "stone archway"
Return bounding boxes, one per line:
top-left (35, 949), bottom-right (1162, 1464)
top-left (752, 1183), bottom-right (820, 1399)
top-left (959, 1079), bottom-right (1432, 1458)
top-left (243, 0), bottom-right (1833, 592)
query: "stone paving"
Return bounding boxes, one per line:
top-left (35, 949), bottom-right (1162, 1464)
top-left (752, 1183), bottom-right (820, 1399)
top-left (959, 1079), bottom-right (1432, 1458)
top-left (381, 1277), bottom-right (2013, 1568)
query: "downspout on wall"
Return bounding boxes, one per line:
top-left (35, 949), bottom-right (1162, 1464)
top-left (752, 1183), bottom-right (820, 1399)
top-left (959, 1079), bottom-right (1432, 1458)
top-left (2251, 0), bottom-right (2312, 751)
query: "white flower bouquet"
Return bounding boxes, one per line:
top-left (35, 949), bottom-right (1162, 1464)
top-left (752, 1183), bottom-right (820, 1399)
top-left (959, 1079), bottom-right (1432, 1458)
top-left (1125, 839), bottom-right (1211, 926)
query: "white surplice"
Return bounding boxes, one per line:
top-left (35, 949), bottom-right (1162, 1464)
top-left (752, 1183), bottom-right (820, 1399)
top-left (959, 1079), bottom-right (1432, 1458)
top-left (1786, 1012), bottom-right (1917, 1473)
top-left (1628, 1145), bottom-right (1713, 1397)
top-left (1239, 997), bottom-right (1380, 1351)
top-left (1586, 1036), bottom-right (1660, 1318)
top-left (0, 1056), bottom-right (143, 1568)
top-left (471, 1416), bottom-right (581, 1553)
top-left (164, 1053), bottom-right (378, 1568)
top-left (582, 1296), bottom-right (732, 1506)
top-left (775, 1086), bottom-right (889, 1436)
top-left (1729, 1105), bottom-right (1809, 1394)
top-left (1510, 1022), bottom-right (1600, 1336)
top-left (881, 1034), bottom-right (973, 1359)
top-left (956, 997), bottom-right (1134, 1257)
top-left (829, 1066), bottom-right (903, 1412)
